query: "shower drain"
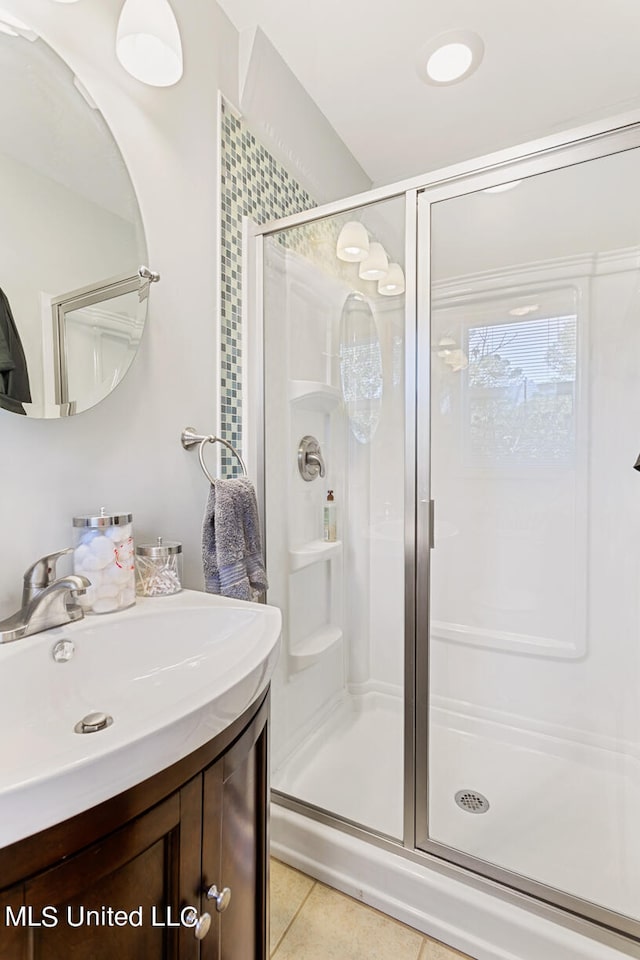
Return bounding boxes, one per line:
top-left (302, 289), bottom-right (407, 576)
top-left (454, 789), bottom-right (490, 814)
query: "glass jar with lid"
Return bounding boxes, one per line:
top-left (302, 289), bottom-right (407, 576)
top-left (72, 508), bottom-right (135, 614)
top-left (135, 537), bottom-right (183, 597)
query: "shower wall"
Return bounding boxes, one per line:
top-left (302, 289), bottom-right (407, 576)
top-left (429, 150), bottom-right (640, 750)
top-left (263, 200), bottom-right (406, 836)
top-left (264, 241), bottom-right (348, 772)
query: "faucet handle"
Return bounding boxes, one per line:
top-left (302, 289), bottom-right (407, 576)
top-left (22, 547), bottom-right (74, 606)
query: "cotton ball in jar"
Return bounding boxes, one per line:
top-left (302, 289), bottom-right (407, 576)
top-left (108, 524), bottom-right (132, 542)
top-left (73, 543), bottom-right (90, 572)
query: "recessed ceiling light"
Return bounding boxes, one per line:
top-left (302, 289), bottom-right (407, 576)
top-left (484, 180), bottom-right (523, 194)
top-left (417, 30), bottom-right (484, 86)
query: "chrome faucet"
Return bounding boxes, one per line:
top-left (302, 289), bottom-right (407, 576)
top-left (0, 549), bottom-right (90, 644)
top-left (22, 547), bottom-right (74, 606)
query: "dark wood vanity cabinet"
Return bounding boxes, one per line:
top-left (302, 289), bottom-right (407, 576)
top-left (0, 690), bottom-right (269, 960)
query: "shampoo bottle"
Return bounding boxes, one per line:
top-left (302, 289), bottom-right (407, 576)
top-left (323, 490), bottom-right (337, 542)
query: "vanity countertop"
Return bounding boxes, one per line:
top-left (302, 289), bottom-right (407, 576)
top-left (0, 589), bottom-right (281, 847)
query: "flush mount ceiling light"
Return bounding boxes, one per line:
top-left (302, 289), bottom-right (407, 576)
top-left (484, 180), bottom-right (523, 194)
top-left (116, 0), bottom-right (183, 87)
top-left (358, 242), bottom-right (389, 281)
top-left (378, 263), bottom-right (405, 297)
top-left (417, 29), bottom-right (484, 86)
top-left (336, 221), bottom-right (369, 262)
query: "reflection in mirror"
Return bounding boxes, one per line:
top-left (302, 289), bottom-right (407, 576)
top-left (51, 273), bottom-right (148, 417)
top-left (0, 22), bottom-right (149, 418)
top-left (339, 292), bottom-right (383, 443)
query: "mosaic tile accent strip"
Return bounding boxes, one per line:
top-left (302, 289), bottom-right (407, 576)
top-left (220, 100), bottom-right (317, 475)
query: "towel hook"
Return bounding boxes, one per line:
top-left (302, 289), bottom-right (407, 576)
top-left (181, 427), bottom-right (248, 483)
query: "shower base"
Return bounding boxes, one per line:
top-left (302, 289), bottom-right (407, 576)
top-left (272, 690), bottom-right (640, 957)
top-left (272, 689), bottom-right (403, 838)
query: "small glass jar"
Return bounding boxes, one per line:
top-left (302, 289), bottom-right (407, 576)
top-left (72, 509), bottom-right (135, 614)
top-left (135, 537), bottom-right (183, 597)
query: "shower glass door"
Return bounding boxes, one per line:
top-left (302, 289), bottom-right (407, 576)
top-left (420, 145), bottom-right (640, 928)
top-left (262, 197), bottom-right (407, 839)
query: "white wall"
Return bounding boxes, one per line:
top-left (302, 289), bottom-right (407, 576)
top-left (238, 27), bottom-right (370, 203)
top-left (0, 0), bottom-right (234, 611)
top-left (0, 0), bottom-right (372, 619)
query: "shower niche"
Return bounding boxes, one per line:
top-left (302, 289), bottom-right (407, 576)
top-left (264, 242), bottom-right (346, 679)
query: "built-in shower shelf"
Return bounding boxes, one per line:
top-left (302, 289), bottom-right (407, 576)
top-left (289, 380), bottom-right (341, 413)
top-left (289, 539), bottom-right (342, 572)
top-left (289, 625), bottom-right (343, 672)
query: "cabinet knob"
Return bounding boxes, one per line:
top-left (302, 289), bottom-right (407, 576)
top-left (183, 907), bottom-right (211, 940)
top-left (184, 908), bottom-right (211, 941)
top-left (206, 884), bottom-right (231, 912)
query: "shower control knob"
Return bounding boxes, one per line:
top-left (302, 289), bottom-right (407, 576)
top-left (206, 883), bottom-right (231, 912)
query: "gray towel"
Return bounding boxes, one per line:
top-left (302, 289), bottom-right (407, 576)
top-left (202, 478), bottom-right (268, 601)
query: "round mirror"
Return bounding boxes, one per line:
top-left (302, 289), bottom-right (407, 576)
top-left (0, 22), bottom-right (151, 418)
top-left (339, 292), bottom-right (383, 444)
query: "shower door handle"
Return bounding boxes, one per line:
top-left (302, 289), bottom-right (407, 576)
top-left (429, 499), bottom-right (435, 549)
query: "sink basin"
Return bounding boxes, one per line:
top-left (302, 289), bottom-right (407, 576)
top-left (0, 589), bottom-right (281, 847)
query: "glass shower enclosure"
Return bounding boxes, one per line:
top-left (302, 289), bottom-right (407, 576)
top-left (261, 196), bottom-right (407, 840)
top-left (252, 118), bottom-right (640, 943)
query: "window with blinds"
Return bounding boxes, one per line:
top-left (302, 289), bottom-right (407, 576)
top-left (465, 314), bottom-right (577, 466)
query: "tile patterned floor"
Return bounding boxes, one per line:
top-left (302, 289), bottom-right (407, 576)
top-left (270, 859), bottom-right (475, 960)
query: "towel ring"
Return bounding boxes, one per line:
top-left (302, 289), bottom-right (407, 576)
top-left (181, 427), bottom-right (248, 483)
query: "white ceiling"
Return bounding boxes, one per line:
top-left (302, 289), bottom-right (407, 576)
top-left (218, 0), bottom-right (640, 186)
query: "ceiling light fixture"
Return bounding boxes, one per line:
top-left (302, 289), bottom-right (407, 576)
top-left (336, 221), bottom-right (369, 262)
top-left (378, 263), bottom-right (405, 297)
top-left (418, 30), bottom-right (484, 86)
top-left (358, 242), bottom-right (389, 281)
top-left (116, 0), bottom-right (183, 87)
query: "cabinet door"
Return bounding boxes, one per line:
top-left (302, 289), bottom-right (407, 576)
top-left (20, 778), bottom-right (202, 960)
top-left (201, 703), bottom-right (269, 960)
top-left (0, 886), bottom-right (28, 960)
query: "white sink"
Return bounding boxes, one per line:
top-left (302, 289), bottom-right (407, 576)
top-left (0, 589), bottom-right (281, 847)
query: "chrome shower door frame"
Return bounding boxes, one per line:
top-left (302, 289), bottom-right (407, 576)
top-left (249, 108), bottom-right (640, 950)
top-left (414, 120), bottom-right (640, 942)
